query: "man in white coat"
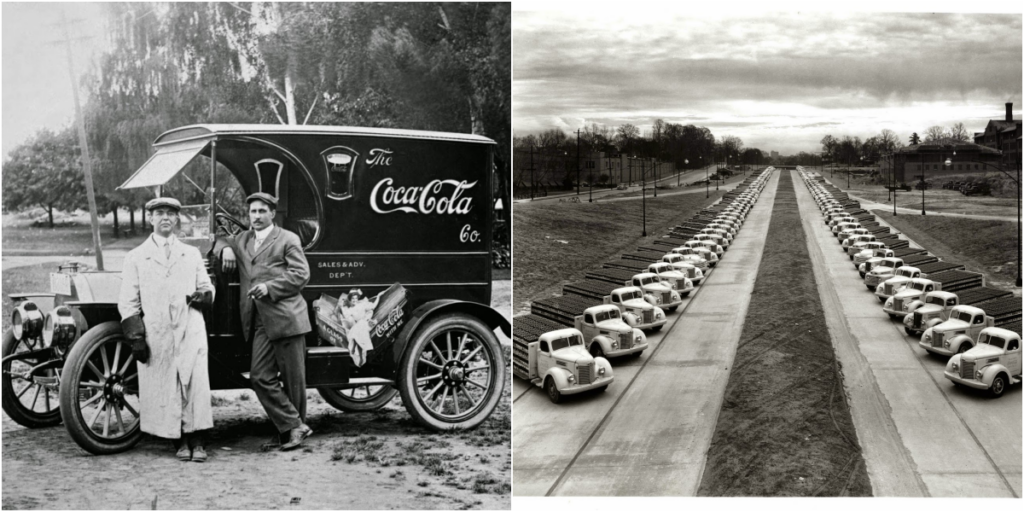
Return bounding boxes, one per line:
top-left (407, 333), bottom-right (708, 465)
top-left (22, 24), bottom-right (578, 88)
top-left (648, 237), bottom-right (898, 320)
top-left (118, 197), bottom-right (215, 462)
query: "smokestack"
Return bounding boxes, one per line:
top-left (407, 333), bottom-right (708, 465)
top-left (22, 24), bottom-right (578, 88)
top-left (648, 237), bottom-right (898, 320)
top-left (1007, 102), bottom-right (1013, 121)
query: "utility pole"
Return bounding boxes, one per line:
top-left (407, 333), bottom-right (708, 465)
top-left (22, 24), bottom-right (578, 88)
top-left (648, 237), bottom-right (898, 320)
top-left (641, 157), bottom-right (647, 237)
top-left (59, 10), bottom-right (104, 270)
top-left (576, 129), bottom-right (581, 196)
top-left (529, 144), bottom-right (535, 201)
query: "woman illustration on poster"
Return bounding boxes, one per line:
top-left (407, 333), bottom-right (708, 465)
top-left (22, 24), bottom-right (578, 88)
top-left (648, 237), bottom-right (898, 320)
top-left (335, 289), bottom-right (378, 366)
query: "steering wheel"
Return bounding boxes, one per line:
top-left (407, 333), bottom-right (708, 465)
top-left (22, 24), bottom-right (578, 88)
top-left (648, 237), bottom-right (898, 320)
top-left (215, 212), bottom-right (248, 237)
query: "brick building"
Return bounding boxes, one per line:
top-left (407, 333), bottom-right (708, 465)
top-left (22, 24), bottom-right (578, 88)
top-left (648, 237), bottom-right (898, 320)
top-left (882, 142), bottom-right (1002, 184)
top-left (973, 102), bottom-right (1021, 171)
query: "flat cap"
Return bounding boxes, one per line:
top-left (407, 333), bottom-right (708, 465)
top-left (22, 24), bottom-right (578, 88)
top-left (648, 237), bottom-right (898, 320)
top-left (145, 197), bottom-right (181, 212)
top-left (246, 192), bottom-right (278, 208)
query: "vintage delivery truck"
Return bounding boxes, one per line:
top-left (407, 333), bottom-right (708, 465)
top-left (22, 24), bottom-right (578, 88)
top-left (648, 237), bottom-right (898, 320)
top-left (512, 315), bottom-right (613, 404)
top-left (3, 124), bottom-right (509, 454)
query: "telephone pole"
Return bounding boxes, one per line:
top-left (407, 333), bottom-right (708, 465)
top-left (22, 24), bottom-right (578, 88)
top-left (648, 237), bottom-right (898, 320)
top-left (60, 9), bottom-right (104, 270)
top-left (575, 129), bottom-right (581, 196)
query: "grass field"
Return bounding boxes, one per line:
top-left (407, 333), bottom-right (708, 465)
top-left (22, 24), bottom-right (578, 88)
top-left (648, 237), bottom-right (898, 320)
top-left (698, 171), bottom-right (871, 497)
top-left (818, 172), bottom-right (1018, 218)
top-left (873, 211), bottom-right (1021, 291)
top-left (2, 213), bottom-right (146, 256)
top-left (512, 189), bottom-right (728, 312)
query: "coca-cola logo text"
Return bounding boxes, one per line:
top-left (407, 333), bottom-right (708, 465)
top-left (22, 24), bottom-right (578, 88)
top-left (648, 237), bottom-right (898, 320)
top-left (366, 148), bottom-right (393, 167)
top-left (370, 178), bottom-right (476, 215)
top-left (372, 306), bottom-right (405, 338)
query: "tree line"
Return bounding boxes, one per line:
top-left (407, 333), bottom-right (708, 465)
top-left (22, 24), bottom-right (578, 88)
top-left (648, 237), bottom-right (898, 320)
top-left (819, 122), bottom-right (974, 168)
top-left (2, 3), bottom-right (510, 234)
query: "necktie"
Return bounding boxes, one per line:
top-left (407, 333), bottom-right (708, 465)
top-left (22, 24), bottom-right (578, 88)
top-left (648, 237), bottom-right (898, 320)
top-left (254, 237), bottom-right (263, 251)
top-left (164, 241), bottom-right (171, 260)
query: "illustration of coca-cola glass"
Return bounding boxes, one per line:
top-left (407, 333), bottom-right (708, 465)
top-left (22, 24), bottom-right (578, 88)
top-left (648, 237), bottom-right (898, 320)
top-left (322, 146), bottom-right (358, 200)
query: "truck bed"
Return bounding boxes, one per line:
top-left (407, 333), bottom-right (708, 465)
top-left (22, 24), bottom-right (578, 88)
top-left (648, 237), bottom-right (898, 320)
top-left (903, 253), bottom-right (940, 266)
top-left (603, 259), bottom-right (650, 272)
top-left (958, 286), bottom-right (1013, 306)
top-left (976, 297), bottom-right (1023, 327)
top-left (638, 244), bottom-right (671, 254)
top-left (919, 261), bottom-right (967, 276)
top-left (621, 251), bottom-right (663, 263)
top-left (893, 247), bottom-right (929, 258)
top-left (530, 294), bottom-right (597, 326)
top-left (928, 269), bottom-right (984, 293)
top-left (585, 267), bottom-right (638, 285)
top-left (883, 239), bottom-right (910, 250)
top-left (512, 314), bottom-right (567, 381)
top-left (999, 320), bottom-right (1022, 337)
top-left (563, 280), bottom-right (619, 301)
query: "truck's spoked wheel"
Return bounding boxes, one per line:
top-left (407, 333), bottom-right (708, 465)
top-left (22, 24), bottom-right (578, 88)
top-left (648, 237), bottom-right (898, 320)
top-left (398, 314), bottom-right (505, 430)
top-left (316, 384), bottom-right (398, 413)
top-left (2, 329), bottom-right (61, 427)
top-left (59, 322), bottom-right (142, 454)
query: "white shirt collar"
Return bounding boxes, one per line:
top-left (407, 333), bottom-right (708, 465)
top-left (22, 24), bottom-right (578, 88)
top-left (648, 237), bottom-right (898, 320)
top-left (254, 224), bottom-right (273, 240)
top-left (152, 233), bottom-right (174, 246)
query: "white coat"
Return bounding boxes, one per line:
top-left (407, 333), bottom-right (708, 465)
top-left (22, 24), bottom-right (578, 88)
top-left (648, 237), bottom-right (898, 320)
top-left (118, 234), bottom-right (215, 438)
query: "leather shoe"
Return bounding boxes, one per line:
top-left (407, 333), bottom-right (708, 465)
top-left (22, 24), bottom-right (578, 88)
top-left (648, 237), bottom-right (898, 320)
top-left (176, 444), bottom-right (192, 462)
top-left (191, 445), bottom-right (208, 463)
top-left (280, 423), bottom-right (313, 451)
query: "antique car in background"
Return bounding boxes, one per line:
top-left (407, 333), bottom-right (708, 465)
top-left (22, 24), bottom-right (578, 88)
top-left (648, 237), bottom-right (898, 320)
top-left (3, 124), bottom-right (509, 454)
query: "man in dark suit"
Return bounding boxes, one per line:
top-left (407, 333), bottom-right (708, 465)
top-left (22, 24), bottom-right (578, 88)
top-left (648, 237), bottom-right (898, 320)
top-left (220, 192), bottom-right (312, 451)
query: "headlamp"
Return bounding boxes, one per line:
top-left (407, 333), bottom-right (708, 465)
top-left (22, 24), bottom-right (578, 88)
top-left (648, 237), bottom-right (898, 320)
top-left (12, 301), bottom-right (44, 341)
top-left (42, 306), bottom-right (79, 350)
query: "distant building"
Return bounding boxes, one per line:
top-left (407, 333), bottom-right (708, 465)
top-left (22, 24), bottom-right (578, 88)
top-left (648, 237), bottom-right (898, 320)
top-left (883, 142), bottom-right (1002, 184)
top-left (770, 151), bottom-right (779, 160)
top-left (973, 102), bottom-right (1021, 171)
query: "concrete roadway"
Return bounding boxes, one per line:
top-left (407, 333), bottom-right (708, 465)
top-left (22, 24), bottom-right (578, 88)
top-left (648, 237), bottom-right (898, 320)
top-left (511, 170), bottom-right (781, 496)
top-left (514, 166), bottom-right (748, 205)
top-left (794, 173), bottom-right (1021, 497)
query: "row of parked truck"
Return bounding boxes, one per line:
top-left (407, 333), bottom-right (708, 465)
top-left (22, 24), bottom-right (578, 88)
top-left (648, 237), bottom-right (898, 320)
top-left (800, 169), bottom-right (1022, 398)
top-left (513, 169), bottom-right (776, 403)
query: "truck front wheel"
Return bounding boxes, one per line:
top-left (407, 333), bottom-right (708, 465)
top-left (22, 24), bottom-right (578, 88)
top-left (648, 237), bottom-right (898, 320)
top-left (589, 344), bottom-right (604, 359)
top-left (397, 313), bottom-right (505, 430)
top-left (989, 374), bottom-right (1008, 398)
top-left (544, 377), bottom-right (562, 404)
top-left (2, 328), bottom-right (62, 428)
top-left (317, 384), bottom-right (398, 413)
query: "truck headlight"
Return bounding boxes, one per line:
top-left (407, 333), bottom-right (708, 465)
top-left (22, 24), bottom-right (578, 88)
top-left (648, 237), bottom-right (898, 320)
top-left (597, 366), bottom-right (606, 376)
top-left (976, 370), bottom-right (983, 380)
top-left (902, 303), bottom-right (910, 311)
top-left (567, 374), bottom-right (575, 384)
top-left (42, 306), bottom-right (78, 350)
top-left (611, 341), bottom-right (619, 349)
top-left (943, 341), bottom-right (950, 349)
top-left (923, 332), bottom-right (931, 342)
top-left (951, 361), bottom-right (959, 372)
top-left (12, 301), bottom-right (44, 341)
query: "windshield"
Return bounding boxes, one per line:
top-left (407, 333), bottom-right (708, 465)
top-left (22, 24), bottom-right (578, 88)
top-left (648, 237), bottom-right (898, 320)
top-left (912, 282), bottom-right (926, 291)
top-left (595, 310), bottom-right (620, 322)
top-left (898, 270), bottom-right (914, 277)
top-left (621, 290), bottom-right (641, 301)
top-left (927, 296), bottom-right (944, 306)
top-left (551, 335), bottom-right (584, 352)
top-left (641, 277), bottom-right (654, 286)
top-left (955, 311), bottom-right (973, 322)
top-left (880, 260), bottom-right (896, 268)
top-left (982, 335), bottom-right (1005, 349)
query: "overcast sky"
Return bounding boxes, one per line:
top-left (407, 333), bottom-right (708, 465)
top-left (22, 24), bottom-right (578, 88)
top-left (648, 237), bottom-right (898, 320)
top-left (2, 2), bottom-right (108, 159)
top-left (514, 7), bottom-right (1023, 155)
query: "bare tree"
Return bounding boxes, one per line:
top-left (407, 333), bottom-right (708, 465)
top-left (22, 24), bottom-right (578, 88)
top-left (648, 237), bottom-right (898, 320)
top-left (615, 123), bottom-right (640, 154)
top-left (948, 122), bottom-right (970, 142)
top-left (878, 129), bottom-right (902, 152)
top-left (924, 125), bottom-right (948, 143)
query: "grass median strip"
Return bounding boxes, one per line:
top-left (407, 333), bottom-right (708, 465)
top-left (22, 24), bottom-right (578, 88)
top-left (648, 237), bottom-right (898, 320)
top-left (697, 171), bottom-right (872, 497)
top-left (513, 191), bottom-right (728, 310)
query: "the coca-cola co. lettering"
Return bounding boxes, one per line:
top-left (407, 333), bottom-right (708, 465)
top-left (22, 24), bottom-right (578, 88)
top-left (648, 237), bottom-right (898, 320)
top-left (372, 307), bottom-right (404, 338)
top-left (366, 148), bottom-right (393, 167)
top-left (370, 178), bottom-right (476, 215)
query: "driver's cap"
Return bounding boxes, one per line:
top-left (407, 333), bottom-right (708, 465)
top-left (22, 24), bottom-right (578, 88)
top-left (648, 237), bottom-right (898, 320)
top-left (145, 197), bottom-right (181, 212)
top-left (246, 192), bottom-right (278, 209)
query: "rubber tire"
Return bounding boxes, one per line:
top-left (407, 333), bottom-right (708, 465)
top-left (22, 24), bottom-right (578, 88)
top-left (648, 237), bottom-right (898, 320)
top-left (2, 328), bottom-right (62, 428)
top-left (544, 377), bottom-right (562, 404)
top-left (651, 325), bottom-right (662, 332)
top-left (59, 321), bottom-right (142, 455)
top-left (316, 385), bottom-right (398, 413)
top-left (589, 344), bottom-right (604, 359)
top-left (859, 272), bottom-right (866, 278)
top-left (667, 306), bottom-right (678, 313)
top-left (594, 385), bottom-right (608, 393)
top-left (957, 343), bottom-right (971, 354)
top-left (904, 326), bottom-right (919, 337)
top-left (396, 313), bottom-right (505, 431)
top-left (878, 297), bottom-right (886, 303)
top-left (989, 374), bottom-right (1008, 398)
top-left (887, 313), bottom-right (898, 320)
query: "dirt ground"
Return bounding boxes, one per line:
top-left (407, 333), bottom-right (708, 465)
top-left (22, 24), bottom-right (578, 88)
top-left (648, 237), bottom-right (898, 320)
top-left (1, 278), bottom-right (512, 510)
top-left (697, 172), bottom-right (872, 497)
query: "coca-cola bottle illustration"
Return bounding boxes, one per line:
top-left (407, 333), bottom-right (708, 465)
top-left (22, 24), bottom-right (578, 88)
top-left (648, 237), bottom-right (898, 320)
top-left (322, 147), bottom-right (357, 200)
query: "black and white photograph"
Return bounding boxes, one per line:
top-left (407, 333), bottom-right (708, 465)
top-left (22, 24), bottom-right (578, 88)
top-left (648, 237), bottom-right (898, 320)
top-left (511, 3), bottom-right (1021, 500)
top-left (2, 2), bottom-right (511, 509)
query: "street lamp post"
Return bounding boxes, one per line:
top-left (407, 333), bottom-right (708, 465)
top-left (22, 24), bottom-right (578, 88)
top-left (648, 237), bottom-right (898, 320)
top-left (654, 158), bottom-right (658, 198)
top-left (529, 143), bottom-right (535, 201)
top-left (704, 154), bottom-right (709, 198)
top-left (589, 160), bottom-right (594, 203)
top-left (640, 156), bottom-right (647, 237)
top-left (575, 129), bottom-right (581, 196)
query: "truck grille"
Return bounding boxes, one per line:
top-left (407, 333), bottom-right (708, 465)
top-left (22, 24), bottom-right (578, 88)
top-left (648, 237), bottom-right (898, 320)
top-left (642, 310), bottom-right (653, 324)
top-left (687, 268), bottom-right (696, 279)
top-left (913, 312), bottom-right (922, 328)
top-left (932, 331), bottom-right (944, 348)
top-left (960, 360), bottom-right (974, 379)
top-left (884, 284), bottom-right (892, 295)
top-left (619, 332), bottom-right (633, 350)
top-left (893, 299), bottom-right (903, 311)
top-left (662, 292), bottom-right (672, 303)
top-left (578, 363), bottom-right (594, 385)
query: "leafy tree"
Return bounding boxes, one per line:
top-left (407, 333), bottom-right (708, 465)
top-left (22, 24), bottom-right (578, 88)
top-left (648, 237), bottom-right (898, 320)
top-left (2, 128), bottom-right (87, 227)
top-left (909, 132), bottom-right (921, 145)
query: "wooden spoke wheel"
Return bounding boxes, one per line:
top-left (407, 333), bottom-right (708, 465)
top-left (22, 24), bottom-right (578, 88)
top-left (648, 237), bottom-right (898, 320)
top-left (2, 328), bottom-right (62, 428)
top-left (317, 383), bottom-right (398, 413)
top-left (397, 314), bottom-right (505, 430)
top-left (59, 322), bottom-right (142, 455)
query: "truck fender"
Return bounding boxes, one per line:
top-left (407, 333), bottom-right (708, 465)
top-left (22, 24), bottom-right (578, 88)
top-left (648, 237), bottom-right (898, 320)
top-left (594, 357), bottom-right (613, 378)
top-left (905, 300), bottom-right (924, 314)
top-left (978, 363), bottom-right (1010, 388)
top-left (592, 335), bottom-right (616, 353)
top-left (925, 318), bottom-right (944, 331)
top-left (632, 328), bottom-right (647, 345)
top-left (643, 293), bottom-right (658, 307)
top-left (902, 314), bottom-right (914, 328)
top-left (544, 367), bottom-right (574, 390)
top-left (621, 312), bottom-right (638, 327)
top-left (391, 299), bottom-right (510, 366)
top-left (948, 334), bottom-right (973, 353)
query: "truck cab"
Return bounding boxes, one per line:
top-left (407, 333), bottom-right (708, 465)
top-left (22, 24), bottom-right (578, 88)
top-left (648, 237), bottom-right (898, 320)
top-left (883, 278), bottom-right (938, 319)
top-left (646, 262), bottom-right (694, 297)
top-left (701, 226), bottom-right (734, 242)
top-left (853, 243), bottom-right (890, 268)
top-left (828, 216), bottom-right (856, 229)
top-left (838, 227), bottom-right (869, 242)
top-left (683, 239), bottom-right (723, 258)
top-left (692, 233), bottom-right (728, 251)
top-left (861, 257), bottom-right (904, 285)
top-left (630, 273), bottom-right (683, 312)
top-left (660, 253), bottom-right (704, 284)
top-left (921, 305), bottom-right (994, 356)
top-left (944, 327), bottom-right (1021, 398)
top-left (668, 247), bottom-right (712, 270)
top-left (573, 305), bottom-right (648, 359)
top-left (707, 221), bottom-right (737, 236)
top-left (903, 291), bottom-right (959, 336)
top-left (532, 328), bottom-right (615, 403)
top-left (843, 234), bottom-right (877, 253)
top-left (872, 266), bottom-right (922, 299)
top-left (604, 286), bottom-right (667, 332)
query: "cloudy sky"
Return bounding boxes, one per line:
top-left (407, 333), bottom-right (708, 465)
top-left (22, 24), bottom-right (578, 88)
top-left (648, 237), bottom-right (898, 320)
top-left (514, 6), bottom-right (1022, 155)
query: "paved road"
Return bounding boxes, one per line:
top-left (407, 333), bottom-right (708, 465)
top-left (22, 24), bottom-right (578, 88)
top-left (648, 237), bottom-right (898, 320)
top-left (794, 173), bottom-right (1021, 497)
top-left (514, 167), bottom-right (750, 205)
top-left (512, 170), bottom-right (780, 496)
